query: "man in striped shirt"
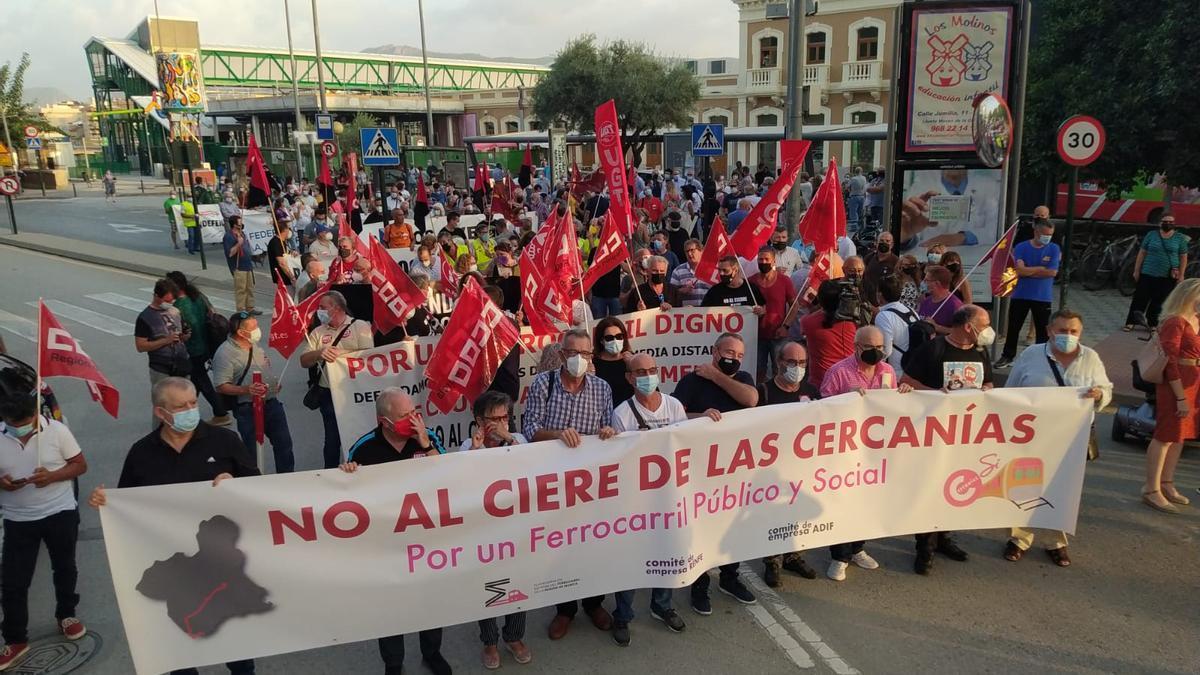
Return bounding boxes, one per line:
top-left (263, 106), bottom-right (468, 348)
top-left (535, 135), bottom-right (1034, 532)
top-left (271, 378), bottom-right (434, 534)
top-left (668, 239), bottom-right (712, 307)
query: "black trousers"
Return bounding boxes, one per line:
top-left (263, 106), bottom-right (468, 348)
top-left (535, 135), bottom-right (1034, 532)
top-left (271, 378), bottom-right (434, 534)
top-left (690, 563), bottom-right (740, 597)
top-left (1126, 274), bottom-right (1176, 328)
top-left (1002, 298), bottom-right (1051, 359)
top-left (1, 509), bottom-right (79, 644)
top-left (830, 541), bottom-right (865, 562)
top-left (378, 629), bottom-right (442, 675)
top-left (555, 595), bottom-right (605, 618)
top-left (914, 531), bottom-right (956, 555)
top-left (188, 355), bottom-right (228, 417)
top-left (171, 660), bottom-right (254, 675)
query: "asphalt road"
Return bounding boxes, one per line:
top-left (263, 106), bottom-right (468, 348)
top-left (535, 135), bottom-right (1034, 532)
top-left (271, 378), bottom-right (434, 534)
top-left (0, 245), bottom-right (1197, 675)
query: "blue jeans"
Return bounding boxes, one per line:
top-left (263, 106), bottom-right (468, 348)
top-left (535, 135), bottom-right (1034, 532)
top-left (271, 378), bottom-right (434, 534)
top-left (590, 295), bottom-right (621, 319)
top-left (186, 226), bottom-right (200, 253)
top-left (317, 387), bottom-right (342, 469)
top-left (847, 195), bottom-right (864, 229)
top-left (233, 398), bottom-right (296, 473)
top-left (613, 587), bottom-right (674, 623)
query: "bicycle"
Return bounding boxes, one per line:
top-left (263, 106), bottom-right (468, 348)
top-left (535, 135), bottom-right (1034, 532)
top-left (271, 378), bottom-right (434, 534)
top-left (1080, 234), bottom-right (1139, 294)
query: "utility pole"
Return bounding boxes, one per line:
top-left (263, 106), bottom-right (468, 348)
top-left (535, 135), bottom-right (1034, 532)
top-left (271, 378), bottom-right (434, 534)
top-left (782, 0), bottom-right (808, 239)
top-left (284, 0), bottom-right (306, 178)
top-left (310, 0), bottom-right (329, 114)
top-left (417, 0), bottom-right (436, 146)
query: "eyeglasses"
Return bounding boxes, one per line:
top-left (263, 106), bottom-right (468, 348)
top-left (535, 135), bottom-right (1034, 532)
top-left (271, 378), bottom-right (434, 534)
top-left (601, 334), bottom-right (624, 342)
top-left (562, 349), bottom-right (594, 359)
top-left (629, 367), bottom-right (659, 377)
top-left (479, 414), bottom-right (509, 424)
top-left (780, 359), bottom-right (806, 368)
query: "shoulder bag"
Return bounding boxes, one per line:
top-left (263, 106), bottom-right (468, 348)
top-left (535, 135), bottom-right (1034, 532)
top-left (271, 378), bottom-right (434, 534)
top-left (303, 320), bottom-right (354, 410)
top-left (221, 345), bottom-right (254, 411)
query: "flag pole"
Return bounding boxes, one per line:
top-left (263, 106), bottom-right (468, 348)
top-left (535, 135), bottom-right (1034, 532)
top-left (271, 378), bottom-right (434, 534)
top-left (576, 276), bottom-right (591, 333)
top-left (34, 299), bottom-right (44, 449)
top-left (932, 220), bottom-right (1018, 317)
top-left (625, 258), bottom-right (646, 309)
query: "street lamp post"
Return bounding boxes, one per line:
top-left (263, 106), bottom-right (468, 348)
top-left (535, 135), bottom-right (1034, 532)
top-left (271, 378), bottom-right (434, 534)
top-left (310, 0), bottom-right (329, 114)
top-left (284, 0), bottom-right (306, 178)
top-left (782, 0), bottom-right (808, 239)
top-left (417, 0), bottom-right (436, 146)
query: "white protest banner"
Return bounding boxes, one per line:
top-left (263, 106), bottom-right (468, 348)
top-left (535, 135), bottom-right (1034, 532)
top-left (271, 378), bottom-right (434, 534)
top-left (172, 205), bottom-right (275, 254)
top-left (516, 306), bottom-right (758, 410)
top-left (327, 336), bottom-right (475, 453)
top-left (100, 387), bottom-right (1090, 674)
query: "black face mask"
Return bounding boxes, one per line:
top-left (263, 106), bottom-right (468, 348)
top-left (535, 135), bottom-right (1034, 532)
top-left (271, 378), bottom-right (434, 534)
top-left (947, 263), bottom-right (961, 273)
top-left (772, 241), bottom-right (788, 251)
top-left (876, 243), bottom-right (890, 254)
top-left (1161, 222), bottom-right (1175, 232)
top-left (719, 273), bottom-right (735, 285)
top-left (859, 348), bottom-right (883, 366)
top-left (717, 357), bottom-right (741, 376)
top-left (758, 263), bottom-right (773, 275)
top-left (649, 273), bottom-right (666, 284)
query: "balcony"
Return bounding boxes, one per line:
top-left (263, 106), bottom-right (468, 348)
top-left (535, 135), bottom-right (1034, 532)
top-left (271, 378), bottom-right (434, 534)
top-left (832, 60), bottom-right (885, 101)
top-left (804, 64), bottom-right (829, 88)
top-left (746, 67), bottom-right (782, 94)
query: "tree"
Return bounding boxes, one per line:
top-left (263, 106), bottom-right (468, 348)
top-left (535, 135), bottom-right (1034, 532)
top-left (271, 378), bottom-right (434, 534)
top-left (336, 112), bottom-right (382, 158)
top-left (532, 35), bottom-right (699, 167)
top-left (1022, 1), bottom-right (1200, 204)
top-left (0, 53), bottom-right (48, 156)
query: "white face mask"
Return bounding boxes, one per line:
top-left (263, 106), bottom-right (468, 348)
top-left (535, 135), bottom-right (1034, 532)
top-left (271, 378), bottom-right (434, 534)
top-left (782, 364), bottom-right (805, 384)
top-left (564, 354), bottom-right (588, 378)
top-left (604, 339), bottom-right (623, 355)
top-left (244, 327), bottom-right (262, 343)
top-left (317, 309), bottom-right (331, 324)
top-left (974, 325), bottom-right (996, 347)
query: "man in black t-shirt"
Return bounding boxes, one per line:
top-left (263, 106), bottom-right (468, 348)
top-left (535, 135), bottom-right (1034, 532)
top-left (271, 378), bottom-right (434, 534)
top-left (672, 332), bottom-right (760, 614)
top-left (267, 225), bottom-right (295, 286)
top-left (340, 388), bottom-right (450, 675)
top-left (702, 255), bottom-right (766, 311)
top-left (899, 304), bottom-right (995, 575)
top-left (624, 255), bottom-right (672, 313)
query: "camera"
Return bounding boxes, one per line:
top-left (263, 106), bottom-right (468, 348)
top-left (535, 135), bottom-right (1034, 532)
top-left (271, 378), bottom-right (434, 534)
top-left (833, 279), bottom-right (872, 326)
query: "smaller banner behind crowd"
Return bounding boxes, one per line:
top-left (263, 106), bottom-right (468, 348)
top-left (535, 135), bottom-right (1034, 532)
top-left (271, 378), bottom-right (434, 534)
top-left (328, 307), bottom-right (758, 453)
top-left (173, 205), bottom-right (275, 254)
top-left (100, 387), bottom-right (1092, 674)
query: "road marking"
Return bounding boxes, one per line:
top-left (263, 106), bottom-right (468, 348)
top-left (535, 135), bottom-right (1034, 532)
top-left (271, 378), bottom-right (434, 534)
top-left (109, 222), bottom-right (161, 234)
top-left (741, 570), bottom-right (859, 674)
top-left (31, 300), bottom-right (134, 336)
top-left (86, 292), bottom-right (148, 313)
top-left (138, 288), bottom-right (236, 313)
top-left (0, 309), bottom-right (36, 343)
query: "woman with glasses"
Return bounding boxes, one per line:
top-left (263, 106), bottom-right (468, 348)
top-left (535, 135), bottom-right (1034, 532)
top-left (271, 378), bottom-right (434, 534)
top-left (592, 317), bottom-right (635, 408)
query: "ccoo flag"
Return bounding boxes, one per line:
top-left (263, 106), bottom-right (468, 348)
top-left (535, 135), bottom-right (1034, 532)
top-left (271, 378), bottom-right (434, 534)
top-left (37, 301), bottom-right (119, 418)
top-left (425, 278), bottom-right (520, 414)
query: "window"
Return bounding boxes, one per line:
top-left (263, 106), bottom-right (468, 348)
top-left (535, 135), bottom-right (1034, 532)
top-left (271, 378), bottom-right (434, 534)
top-left (802, 113), bottom-right (825, 126)
top-left (757, 114), bottom-right (778, 127)
top-left (851, 110), bottom-right (877, 125)
top-left (850, 110), bottom-right (879, 168)
top-left (806, 32), bottom-right (826, 64)
top-left (504, 121), bottom-right (520, 133)
top-left (528, 120), bottom-right (542, 131)
top-left (483, 121), bottom-right (496, 136)
top-left (709, 114), bottom-right (730, 127)
top-left (684, 60), bottom-right (697, 74)
top-left (709, 60), bottom-right (726, 75)
top-left (759, 37), bottom-right (778, 68)
top-left (857, 27), bottom-right (879, 60)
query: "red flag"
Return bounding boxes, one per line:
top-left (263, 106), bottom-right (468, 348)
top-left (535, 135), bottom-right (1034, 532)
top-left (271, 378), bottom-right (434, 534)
top-left (474, 162), bottom-right (489, 193)
top-left (416, 173), bottom-right (428, 204)
top-left (37, 301), bottom-right (119, 418)
top-left (520, 207), bottom-right (571, 333)
top-left (491, 176), bottom-right (518, 224)
top-left (366, 236), bottom-right (427, 333)
top-left (426, 278), bottom-right (521, 414)
top-left (988, 222), bottom-right (1019, 297)
top-left (318, 152), bottom-right (333, 187)
top-left (343, 152), bottom-right (359, 215)
top-left (245, 134), bottom-right (272, 208)
top-left (694, 217), bottom-right (734, 285)
top-left (797, 157), bottom-right (843, 255)
top-left (269, 275), bottom-right (308, 359)
top-left (729, 139), bottom-right (811, 259)
top-left (582, 209), bottom-right (631, 293)
top-left (337, 215), bottom-right (370, 259)
top-left (799, 250), bottom-right (843, 304)
top-left (594, 100), bottom-right (635, 236)
top-left (295, 277), bottom-right (333, 325)
top-left (439, 249), bottom-right (461, 297)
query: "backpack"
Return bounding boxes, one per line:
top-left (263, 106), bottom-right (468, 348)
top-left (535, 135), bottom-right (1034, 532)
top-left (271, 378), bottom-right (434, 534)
top-left (886, 306), bottom-right (935, 372)
top-left (201, 294), bottom-right (229, 360)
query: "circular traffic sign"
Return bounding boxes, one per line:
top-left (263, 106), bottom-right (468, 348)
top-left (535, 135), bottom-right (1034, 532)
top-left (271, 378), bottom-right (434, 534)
top-left (1056, 115), bottom-right (1106, 167)
top-left (0, 176), bottom-right (19, 196)
top-left (23, 126), bottom-right (38, 139)
top-left (321, 140), bottom-right (338, 157)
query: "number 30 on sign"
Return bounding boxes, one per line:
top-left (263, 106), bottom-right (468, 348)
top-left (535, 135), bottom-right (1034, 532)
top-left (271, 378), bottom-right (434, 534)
top-left (1056, 115), bottom-right (1105, 167)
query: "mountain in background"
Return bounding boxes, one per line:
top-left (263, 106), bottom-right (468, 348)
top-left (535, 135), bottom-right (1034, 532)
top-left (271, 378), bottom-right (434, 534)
top-left (362, 44), bottom-right (554, 66)
top-left (24, 87), bottom-right (77, 107)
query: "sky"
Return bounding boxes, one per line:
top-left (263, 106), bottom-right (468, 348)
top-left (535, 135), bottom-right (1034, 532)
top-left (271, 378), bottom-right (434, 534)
top-left (0, 0), bottom-right (742, 103)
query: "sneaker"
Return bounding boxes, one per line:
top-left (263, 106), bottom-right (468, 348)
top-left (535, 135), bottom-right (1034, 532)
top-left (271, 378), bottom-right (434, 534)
top-left (690, 592), bottom-right (712, 616)
top-left (611, 621), bottom-right (630, 647)
top-left (717, 576), bottom-right (756, 605)
top-left (651, 607), bottom-right (686, 633)
top-left (0, 644), bottom-right (28, 671)
top-left (826, 560), bottom-right (849, 581)
top-left (782, 556), bottom-right (818, 579)
top-left (850, 551), bottom-right (879, 570)
top-left (482, 645), bottom-right (501, 670)
top-left (763, 559), bottom-right (781, 588)
top-left (250, 309), bottom-right (264, 316)
top-left (422, 652), bottom-right (452, 675)
top-left (993, 357), bottom-right (1012, 369)
top-left (914, 551), bottom-right (933, 576)
top-left (207, 414), bottom-right (232, 426)
top-left (59, 617), bottom-right (86, 641)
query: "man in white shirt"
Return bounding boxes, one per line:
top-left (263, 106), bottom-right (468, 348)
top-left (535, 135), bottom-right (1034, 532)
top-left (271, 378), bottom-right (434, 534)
top-left (1003, 309), bottom-right (1110, 567)
top-left (0, 393), bottom-right (89, 666)
top-left (768, 226), bottom-right (803, 276)
top-left (610, 352), bottom-right (719, 646)
top-left (874, 275), bottom-right (916, 376)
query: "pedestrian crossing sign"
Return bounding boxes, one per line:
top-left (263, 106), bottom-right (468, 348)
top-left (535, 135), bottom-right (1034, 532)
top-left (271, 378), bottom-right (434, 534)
top-left (360, 127), bottom-right (400, 166)
top-left (691, 123), bottom-right (724, 157)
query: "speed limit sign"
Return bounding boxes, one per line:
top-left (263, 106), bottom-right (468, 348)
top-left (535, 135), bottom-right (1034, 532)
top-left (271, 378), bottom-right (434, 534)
top-left (0, 176), bottom-right (18, 196)
top-left (321, 140), bottom-right (338, 157)
top-left (22, 126), bottom-right (38, 139)
top-left (1056, 115), bottom-right (1105, 167)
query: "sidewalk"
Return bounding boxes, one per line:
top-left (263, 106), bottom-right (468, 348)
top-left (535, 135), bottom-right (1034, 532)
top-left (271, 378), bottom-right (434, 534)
top-left (12, 174), bottom-right (175, 201)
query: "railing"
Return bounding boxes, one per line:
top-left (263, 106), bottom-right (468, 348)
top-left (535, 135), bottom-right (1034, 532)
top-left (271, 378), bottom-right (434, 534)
top-left (839, 60), bottom-right (883, 87)
top-left (746, 67), bottom-right (780, 91)
top-left (804, 64), bottom-right (829, 87)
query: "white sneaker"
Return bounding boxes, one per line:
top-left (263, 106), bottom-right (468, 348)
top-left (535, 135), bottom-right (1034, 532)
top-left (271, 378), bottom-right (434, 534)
top-left (826, 560), bottom-right (848, 581)
top-left (851, 550), bottom-right (879, 570)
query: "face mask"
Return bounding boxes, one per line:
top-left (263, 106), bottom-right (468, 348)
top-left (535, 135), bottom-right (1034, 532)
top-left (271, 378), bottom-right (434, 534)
top-left (419, 258), bottom-right (430, 266)
top-left (468, 265), bottom-right (479, 273)
top-left (5, 421), bottom-right (34, 437)
top-left (719, 273), bottom-right (734, 285)
top-left (650, 272), bottom-right (666, 284)
top-left (317, 309), bottom-right (331, 324)
top-left (1053, 333), bottom-right (1079, 353)
top-left (164, 406), bottom-right (200, 433)
top-left (782, 364), bottom-right (804, 384)
top-left (919, 281), bottom-right (930, 295)
top-left (244, 327), bottom-right (262, 343)
top-left (604, 339), bottom-right (624, 355)
top-left (384, 416), bottom-right (415, 438)
top-left (717, 357), bottom-right (740, 376)
top-left (758, 262), bottom-right (773, 275)
top-left (351, 272), bottom-right (365, 283)
top-left (877, 243), bottom-right (891, 254)
top-left (859, 348), bottom-right (884, 365)
top-left (651, 240), bottom-right (664, 251)
top-left (1161, 222), bottom-right (1175, 232)
top-left (772, 241), bottom-right (788, 251)
top-left (564, 354), bottom-right (589, 378)
top-left (947, 263), bottom-right (961, 274)
top-left (1037, 234), bottom-right (1053, 245)
top-left (634, 374), bottom-right (660, 396)
top-left (927, 253), bottom-right (942, 264)
top-left (974, 325), bottom-right (996, 347)
top-left (846, 272), bottom-right (861, 283)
